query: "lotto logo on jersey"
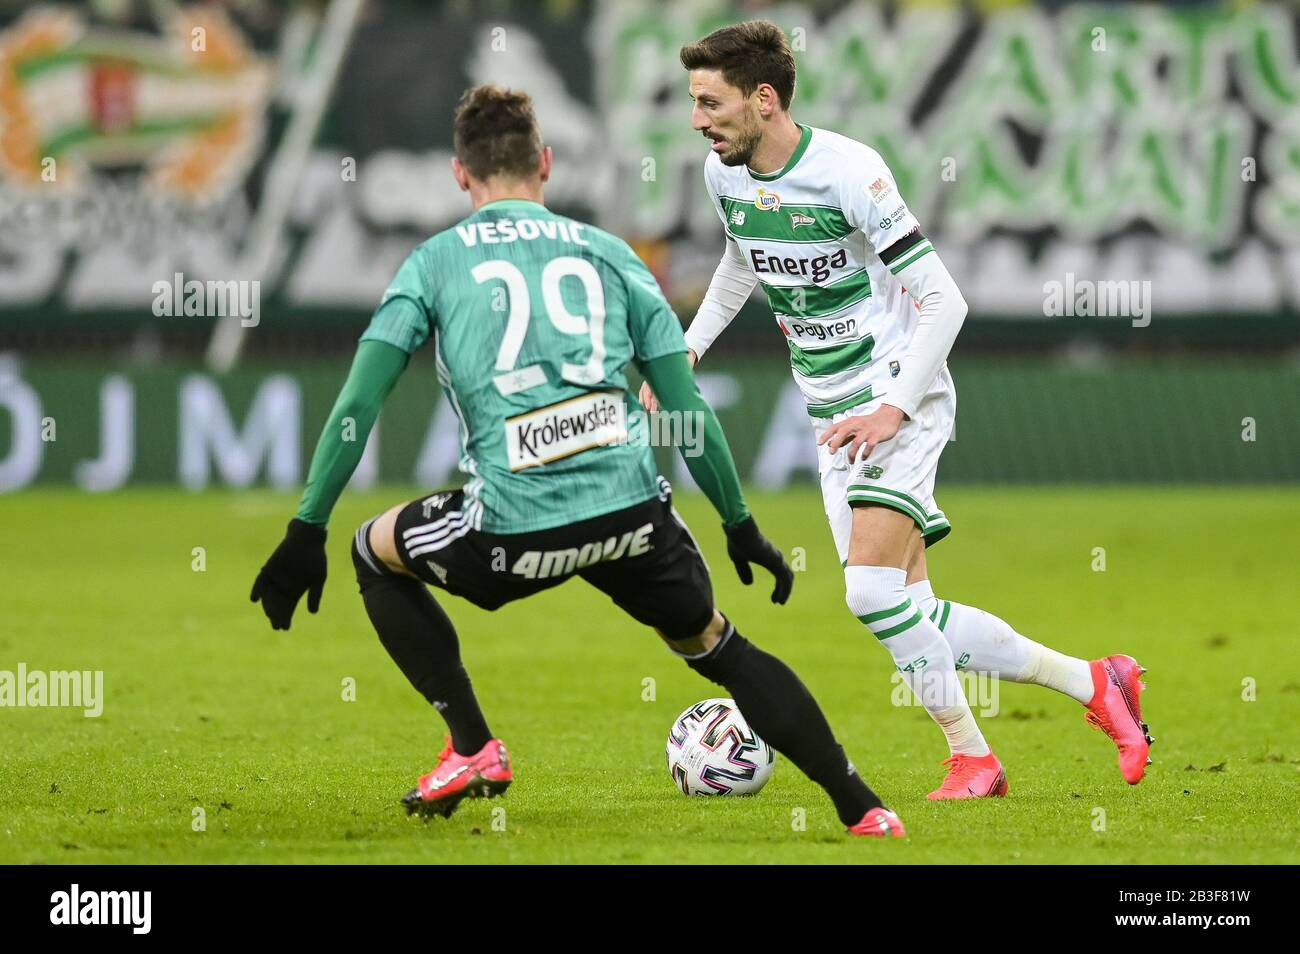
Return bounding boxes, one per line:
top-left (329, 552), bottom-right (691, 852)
top-left (505, 391), bottom-right (627, 472)
top-left (754, 188), bottom-right (781, 211)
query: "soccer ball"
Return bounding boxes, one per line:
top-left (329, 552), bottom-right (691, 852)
top-left (665, 698), bottom-right (775, 796)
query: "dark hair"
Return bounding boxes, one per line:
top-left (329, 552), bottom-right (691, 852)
top-left (679, 20), bottom-right (796, 110)
top-left (452, 85), bottom-right (543, 180)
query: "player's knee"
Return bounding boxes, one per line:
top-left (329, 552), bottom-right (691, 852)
top-left (844, 564), bottom-right (912, 638)
top-left (680, 620), bottom-right (749, 685)
top-left (351, 517), bottom-right (395, 586)
top-left (660, 608), bottom-right (726, 657)
top-left (905, 578), bottom-right (938, 617)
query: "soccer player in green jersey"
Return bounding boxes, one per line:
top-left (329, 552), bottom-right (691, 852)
top-left (251, 85), bottom-right (905, 837)
top-left (643, 21), bottom-right (1153, 798)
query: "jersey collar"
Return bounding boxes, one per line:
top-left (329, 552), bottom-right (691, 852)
top-left (477, 198), bottom-right (547, 212)
top-left (747, 123), bottom-right (812, 182)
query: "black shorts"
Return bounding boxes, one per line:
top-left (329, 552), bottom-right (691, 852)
top-left (385, 489), bottom-right (715, 641)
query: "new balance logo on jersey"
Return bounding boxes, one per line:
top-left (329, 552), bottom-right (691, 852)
top-left (790, 211), bottom-right (815, 229)
top-left (857, 464), bottom-right (884, 480)
top-left (505, 391), bottom-right (627, 472)
top-left (512, 523), bottom-right (653, 580)
top-left (751, 247), bottom-right (848, 284)
top-left (729, 208), bottom-right (746, 226)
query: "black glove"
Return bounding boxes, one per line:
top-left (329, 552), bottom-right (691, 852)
top-left (250, 518), bottom-right (327, 630)
top-left (724, 516), bottom-right (794, 605)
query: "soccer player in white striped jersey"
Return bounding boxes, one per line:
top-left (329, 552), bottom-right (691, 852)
top-left (642, 21), bottom-right (1153, 798)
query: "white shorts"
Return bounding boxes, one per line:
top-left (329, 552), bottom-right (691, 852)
top-left (812, 367), bottom-right (956, 565)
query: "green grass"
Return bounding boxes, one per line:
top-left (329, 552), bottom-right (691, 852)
top-left (2, 486), bottom-right (1297, 864)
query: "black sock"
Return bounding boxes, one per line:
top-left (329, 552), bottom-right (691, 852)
top-left (684, 621), bottom-right (882, 826)
top-left (352, 530), bottom-right (492, 756)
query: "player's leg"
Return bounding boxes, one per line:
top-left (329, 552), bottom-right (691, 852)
top-left (581, 499), bottom-right (903, 836)
top-left (665, 610), bottom-right (902, 837)
top-left (907, 549), bottom-right (1153, 784)
top-left (845, 503), bottom-right (1006, 799)
top-left (360, 503), bottom-right (493, 754)
top-left (905, 547), bottom-right (1091, 696)
top-left (358, 496), bottom-right (510, 817)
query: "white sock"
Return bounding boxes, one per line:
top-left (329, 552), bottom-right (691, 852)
top-left (848, 566), bottom-right (990, 757)
top-left (905, 580), bottom-right (1094, 704)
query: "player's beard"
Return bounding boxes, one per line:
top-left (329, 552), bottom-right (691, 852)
top-left (714, 121), bottom-right (762, 168)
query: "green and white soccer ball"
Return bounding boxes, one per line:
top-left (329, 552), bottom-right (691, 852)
top-left (666, 698), bottom-right (775, 796)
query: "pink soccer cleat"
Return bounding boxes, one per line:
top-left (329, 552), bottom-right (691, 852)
top-left (847, 807), bottom-right (907, 838)
top-left (927, 751), bottom-right (1008, 800)
top-left (402, 736), bottom-right (512, 819)
top-left (1084, 654), bottom-right (1153, 784)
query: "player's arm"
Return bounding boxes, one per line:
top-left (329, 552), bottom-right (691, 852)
top-left (297, 340), bottom-right (408, 526)
top-left (640, 352), bottom-right (791, 604)
top-left (250, 341), bottom-right (407, 631)
top-left (639, 239), bottom-right (755, 413)
top-left (640, 352), bottom-right (746, 529)
top-left (876, 231), bottom-right (967, 420)
top-left (681, 237), bottom-right (758, 365)
top-left (639, 170), bottom-right (757, 412)
top-left (820, 158), bottom-right (967, 460)
top-left (621, 243), bottom-right (792, 604)
top-left (252, 253), bottom-right (433, 631)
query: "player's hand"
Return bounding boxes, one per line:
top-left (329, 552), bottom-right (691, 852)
top-left (638, 349), bottom-right (697, 413)
top-left (818, 404), bottom-right (906, 464)
top-left (724, 516), bottom-right (794, 605)
top-left (250, 518), bottom-right (327, 631)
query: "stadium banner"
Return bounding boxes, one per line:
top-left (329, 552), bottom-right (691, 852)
top-left (0, 0), bottom-right (1298, 337)
top-left (1, 356), bottom-right (1296, 491)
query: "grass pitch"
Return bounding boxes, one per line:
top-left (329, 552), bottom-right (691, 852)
top-left (1, 486), bottom-right (1297, 864)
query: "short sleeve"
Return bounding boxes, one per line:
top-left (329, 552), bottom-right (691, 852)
top-left (360, 247), bottom-right (435, 354)
top-left (617, 241), bottom-right (688, 364)
top-left (841, 148), bottom-right (924, 259)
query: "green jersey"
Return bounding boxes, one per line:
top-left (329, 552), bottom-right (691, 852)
top-left (360, 199), bottom-right (687, 534)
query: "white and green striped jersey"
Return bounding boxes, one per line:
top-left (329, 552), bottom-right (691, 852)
top-left (703, 125), bottom-right (937, 417)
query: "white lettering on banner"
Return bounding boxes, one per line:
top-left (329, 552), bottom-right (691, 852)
top-left (74, 375), bottom-right (135, 492)
top-left (0, 362), bottom-right (43, 491)
top-left (178, 375), bottom-right (300, 489)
